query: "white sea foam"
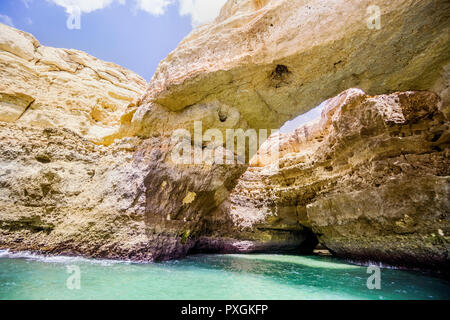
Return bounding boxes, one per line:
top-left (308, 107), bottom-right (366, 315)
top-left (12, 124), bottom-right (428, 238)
top-left (345, 259), bottom-right (406, 271)
top-left (0, 249), bottom-right (131, 266)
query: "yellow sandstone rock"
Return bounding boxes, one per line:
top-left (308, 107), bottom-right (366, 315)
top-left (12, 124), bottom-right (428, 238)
top-left (139, 0), bottom-right (449, 132)
top-left (226, 89), bottom-right (450, 270)
top-left (0, 23), bottom-right (146, 144)
top-left (0, 0), bottom-right (449, 269)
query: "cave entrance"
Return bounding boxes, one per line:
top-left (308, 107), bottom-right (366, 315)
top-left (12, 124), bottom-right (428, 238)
top-left (219, 102), bottom-right (333, 257)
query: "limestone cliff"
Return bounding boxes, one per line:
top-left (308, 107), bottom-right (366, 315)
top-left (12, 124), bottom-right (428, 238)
top-left (139, 0), bottom-right (449, 132)
top-left (0, 0), bottom-right (449, 270)
top-left (0, 24), bottom-right (313, 260)
top-left (0, 23), bottom-right (146, 143)
top-left (227, 89), bottom-right (449, 271)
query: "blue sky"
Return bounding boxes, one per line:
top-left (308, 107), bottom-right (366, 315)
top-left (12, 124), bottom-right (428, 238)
top-left (0, 0), bottom-right (227, 81)
top-left (280, 103), bottom-right (324, 133)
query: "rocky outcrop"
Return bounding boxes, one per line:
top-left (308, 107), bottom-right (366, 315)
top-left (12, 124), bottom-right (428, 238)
top-left (0, 23), bottom-right (146, 143)
top-left (228, 89), bottom-right (449, 271)
top-left (0, 26), bottom-right (317, 261)
top-left (0, 119), bottom-right (288, 261)
top-left (116, 0), bottom-right (448, 269)
top-left (0, 24), bottom-right (166, 260)
top-left (0, 119), bottom-right (314, 261)
top-left (139, 0), bottom-right (449, 132)
top-left (1, 0), bottom-right (449, 269)
top-left (0, 122), bottom-right (153, 260)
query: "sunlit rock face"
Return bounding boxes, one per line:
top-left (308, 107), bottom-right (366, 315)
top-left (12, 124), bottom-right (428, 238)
top-left (0, 24), bottom-right (152, 259)
top-left (0, 24), bottom-right (316, 260)
top-left (0, 120), bottom-right (291, 261)
top-left (0, 122), bottom-right (154, 260)
top-left (139, 0), bottom-right (449, 132)
top-left (1, 0), bottom-right (449, 266)
top-left (228, 89), bottom-right (450, 271)
top-left (0, 23), bottom-right (146, 144)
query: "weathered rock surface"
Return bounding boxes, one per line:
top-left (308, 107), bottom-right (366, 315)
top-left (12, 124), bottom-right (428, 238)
top-left (0, 119), bottom-right (317, 260)
top-left (140, 0), bottom-right (449, 132)
top-left (0, 24), bottom-right (309, 260)
top-left (228, 89), bottom-right (449, 271)
top-left (0, 23), bottom-right (146, 143)
top-left (1, 0), bottom-right (449, 271)
top-left (0, 122), bottom-right (155, 260)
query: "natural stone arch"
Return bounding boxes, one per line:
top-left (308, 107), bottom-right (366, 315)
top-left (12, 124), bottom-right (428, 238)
top-left (121, 0), bottom-right (449, 264)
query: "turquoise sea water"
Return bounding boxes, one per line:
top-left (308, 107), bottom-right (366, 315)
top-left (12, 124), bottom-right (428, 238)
top-left (0, 250), bottom-right (449, 300)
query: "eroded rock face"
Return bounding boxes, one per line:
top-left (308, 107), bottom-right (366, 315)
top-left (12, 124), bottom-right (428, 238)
top-left (228, 89), bottom-right (449, 271)
top-left (139, 0), bottom-right (450, 132)
top-left (0, 25), bottom-right (314, 259)
top-left (0, 24), bottom-right (318, 260)
top-left (0, 24), bottom-right (159, 260)
top-left (0, 23), bottom-right (146, 143)
top-left (0, 120), bottom-right (316, 260)
top-left (1, 0), bottom-right (449, 269)
top-left (0, 122), bottom-right (155, 260)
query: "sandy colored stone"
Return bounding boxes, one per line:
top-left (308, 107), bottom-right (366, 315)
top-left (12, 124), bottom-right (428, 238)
top-left (0, 22), bottom-right (316, 261)
top-left (228, 89), bottom-right (450, 271)
top-left (0, 120), bottom-right (315, 260)
top-left (0, 122), bottom-right (153, 260)
top-left (1, 0), bottom-right (449, 270)
top-left (0, 23), bottom-right (146, 143)
top-left (137, 0), bottom-right (449, 134)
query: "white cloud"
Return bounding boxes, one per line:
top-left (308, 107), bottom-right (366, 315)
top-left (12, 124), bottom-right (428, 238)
top-left (134, 0), bottom-right (174, 16)
top-left (179, 0), bottom-right (227, 26)
top-left (48, 0), bottom-right (227, 26)
top-left (0, 14), bottom-right (14, 27)
top-left (47, 0), bottom-right (115, 14)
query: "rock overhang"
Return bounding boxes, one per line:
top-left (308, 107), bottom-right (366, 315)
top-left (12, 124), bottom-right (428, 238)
top-left (136, 0), bottom-right (449, 134)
